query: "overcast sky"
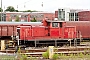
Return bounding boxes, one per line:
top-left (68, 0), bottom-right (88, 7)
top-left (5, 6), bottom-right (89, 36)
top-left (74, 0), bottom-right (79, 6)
top-left (1, 0), bottom-right (90, 12)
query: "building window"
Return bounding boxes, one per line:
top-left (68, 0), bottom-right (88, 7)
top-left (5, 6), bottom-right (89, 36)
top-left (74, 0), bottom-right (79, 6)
top-left (75, 13), bottom-right (78, 21)
top-left (52, 22), bottom-right (58, 27)
top-left (69, 13), bottom-right (74, 21)
top-left (58, 9), bottom-right (65, 21)
top-left (21, 15), bottom-right (27, 18)
top-left (0, 13), bottom-right (6, 21)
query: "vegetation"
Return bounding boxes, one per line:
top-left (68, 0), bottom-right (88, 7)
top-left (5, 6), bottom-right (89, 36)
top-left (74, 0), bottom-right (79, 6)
top-left (0, 15), bottom-right (1, 21)
top-left (42, 47), bottom-right (59, 60)
top-left (1, 6), bottom-right (39, 12)
top-left (52, 54), bottom-right (59, 60)
top-left (0, 7), bottom-right (3, 12)
top-left (15, 16), bottom-right (19, 22)
top-left (0, 7), bottom-right (3, 21)
top-left (58, 53), bottom-right (90, 60)
top-left (5, 6), bottom-right (16, 12)
top-left (0, 53), bottom-right (90, 60)
top-left (22, 10), bottom-right (38, 12)
top-left (52, 47), bottom-right (59, 60)
top-left (42, 50), bottom-right (49, 59)
top-left (0, 55), bottom-right (15, 60)
top-left (15, 10), bottom-right (19, 12)
top-left (31, 17), bottom-right (37, 22)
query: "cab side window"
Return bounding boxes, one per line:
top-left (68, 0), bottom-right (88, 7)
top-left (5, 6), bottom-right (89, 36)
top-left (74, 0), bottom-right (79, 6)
top-left (52, 22), bottom-right (58, 27)
top-left (59, 22), bottom-right (62, 27)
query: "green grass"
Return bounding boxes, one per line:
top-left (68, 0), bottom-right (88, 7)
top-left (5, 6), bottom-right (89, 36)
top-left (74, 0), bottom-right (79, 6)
top-left (58, 53), bottom-right (90, 60)
top-left (0, 55), bottom-right (15, 60)
top-left (0, 54), bottom-right (90, 60)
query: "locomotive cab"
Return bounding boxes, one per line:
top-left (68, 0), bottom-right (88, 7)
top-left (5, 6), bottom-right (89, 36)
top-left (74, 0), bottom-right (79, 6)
top-left (46, 20), bottom-right (76, 39)
top-left (46, 20), bottom-right (66, 38)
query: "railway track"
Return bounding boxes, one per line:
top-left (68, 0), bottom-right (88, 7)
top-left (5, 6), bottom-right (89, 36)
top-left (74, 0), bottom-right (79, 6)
top-left (0, 46), bottom-right (90, 57)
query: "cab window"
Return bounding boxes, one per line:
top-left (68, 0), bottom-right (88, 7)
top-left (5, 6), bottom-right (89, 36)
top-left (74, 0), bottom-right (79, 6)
top-left (52, 22), bottom-right (58, 27)
top-left (59, 22), bottom-right (62, 27)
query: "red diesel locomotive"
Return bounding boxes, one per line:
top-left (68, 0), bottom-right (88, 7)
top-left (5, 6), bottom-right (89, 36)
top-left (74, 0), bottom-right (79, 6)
top-left (16, 20), bottom-right (80, 47)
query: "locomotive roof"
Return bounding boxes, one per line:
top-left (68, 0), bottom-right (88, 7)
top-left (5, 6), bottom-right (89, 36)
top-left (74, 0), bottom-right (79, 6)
top-left (46, 20), bottom-right (90, 24)
top-left (46, 20), bottom-right (65, 23)
top-left (66, 21), bottom-right (90, 26)
top-left (0, 22), bottom-right (42, 25)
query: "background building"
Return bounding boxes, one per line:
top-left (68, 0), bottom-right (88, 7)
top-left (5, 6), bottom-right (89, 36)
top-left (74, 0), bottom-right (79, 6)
top-left (78, 11), bottom-right (90, 21)
top-left (30, 12), bottom-right (55, 22)
top-left (1, 12), bottom-right (55, 22)
top-left (55, 8), bottom-right (90, 21)
top-left (6, 12), bottom-right (30, 22)
top-left (1, 9), bottom-right (90, 22)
